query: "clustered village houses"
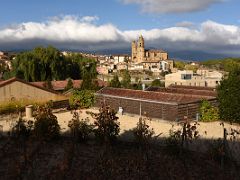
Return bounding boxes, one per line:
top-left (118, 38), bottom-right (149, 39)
top-left (0, 36), bottom-right (223, 121)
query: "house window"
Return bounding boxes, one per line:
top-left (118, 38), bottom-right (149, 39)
top-left (181, 74), bottom-right (192, 80)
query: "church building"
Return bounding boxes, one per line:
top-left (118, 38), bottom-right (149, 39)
top-left (132, 35), bottom-right (168, 63)
top-left (131, 36), bottom-right (173, 72)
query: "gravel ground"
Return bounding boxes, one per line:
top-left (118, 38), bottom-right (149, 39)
top-left (1, 108), bottom-right (240, 140)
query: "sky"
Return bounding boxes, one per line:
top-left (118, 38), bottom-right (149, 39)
top-left (0, 0), bottom-right (240, 59)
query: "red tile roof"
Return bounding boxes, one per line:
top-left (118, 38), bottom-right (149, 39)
top-left (96, 87), bottom-right (216, 105)
top-left (169, 85), bottom-right (216, 91)
top-left (31, 79), bottom-right (107, 91)
top-left (147, 87), bottom-right (217, 97)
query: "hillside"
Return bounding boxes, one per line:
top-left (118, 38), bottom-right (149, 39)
top-left (201, 58), bottom-right (240, 72)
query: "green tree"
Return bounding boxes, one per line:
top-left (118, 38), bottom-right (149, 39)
top-left (185, 64), bottom-right (198, 73)
top-left (8, 46), bottom-right (97, 82)
top-left (80, 62), bottom-right (98, 90)
top-left (90, 104), bottom-right (120, 144)
top-left (12, 117), bottom-right (33, 139)
top-left (151, 79), bottom-right (164, 87)
top-left (174, 61), bottom-right (186, 70)
top-left (121, 70), bottom-right (131, 88)
top-left (199, 100), bottom-right (219, 122)
top-left (64, 78), bottom-right (74, 91)
top-left (217, 67), bottom-right (240, 123)
top-left (69, 90), bottom-right (95, 109)
top-left (43, 79), bottom-right (53, 90)
top-left (109, 74), bottom-right (121, 88)
top-left (68, 111), bottom-right (94, 142)
top-left (34, 105), bottom-right (60, 141)
top-left (133, 117), bottom-right (155, 146)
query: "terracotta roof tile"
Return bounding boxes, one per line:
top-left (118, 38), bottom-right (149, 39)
top-left (147, 87), bottom-right (217, 97)
top-left (97, 87), bottom-right (216, 105)
top-left (31, 79), bottom-right (107, 91)
top-left (169, 85), bottom-right (216, 91)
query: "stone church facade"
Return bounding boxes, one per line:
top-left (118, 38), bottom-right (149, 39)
top-left (131, 36), bottom-right (173, 72)
top-left (131, 35), bottom-right (168, 63)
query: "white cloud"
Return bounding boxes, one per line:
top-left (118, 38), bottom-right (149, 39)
top-left (80, 16), bottom-right (99, 23)
top-left (121, 0), bottom-right (223, 14)
top-left (0, 15), bottom-right (240, 56)
top-left (175, 21), bottom-right (195, 28)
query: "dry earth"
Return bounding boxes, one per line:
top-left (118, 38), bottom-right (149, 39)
top-left (1, 108), bottom-right (240, 140)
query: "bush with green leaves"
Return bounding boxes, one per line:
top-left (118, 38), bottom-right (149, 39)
top-left (33, 105), bottom-right (60, 141)
top-left (151, 79), bottom-right (164, 87)
top-left (68, 111), bottom-right (94, 142)
top-left (121, 70), bottom-right (131, 88)
top-left (69, 90), bottom-right (95, 109)
top-left (12, 116), bottom-right (34, 139)
top-left (133, 117), bottom-right (155, 146)
top-left (166, 121), bottom-right (199, 153)
top-left (64, 78), bottom-right (74, 91)
top-left (109, 74), bottom-right (121, 88)
top-left (165, 126), bottom-right (182, 154)
top-left (90, 104), bottom-right (120, 144)
top-left (200, 100), bottom-right (219, 122)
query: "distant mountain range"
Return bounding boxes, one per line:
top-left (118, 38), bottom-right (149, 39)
top-left (89, 49), bottom-right (232, 61)
top-left (6, 48), bottom-right (237, 61)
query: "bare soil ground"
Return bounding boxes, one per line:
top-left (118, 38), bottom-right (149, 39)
top-left (0, 109), bottom-right (240, 179)
top-left (0, 137), bottom-right (239, 180)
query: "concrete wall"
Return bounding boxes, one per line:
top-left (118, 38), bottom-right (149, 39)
top-left (0, 81), bottom-right (66, 103)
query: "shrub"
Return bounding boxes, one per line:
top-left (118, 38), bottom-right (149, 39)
top-left (69, 90), bottom-right (95, 109)
top-left (165, 125), bottom-right (182, 154)
top-left (90, 104), bottom-right (120, 144)
top-left (166, 120), bottom-right (199, 151)
top-left (121, 70), bottom-right (131, 88)
top-left (200, 100), bottom-right (219, 122)
top-left (151, 79), bottom-right (164, 87)
top-left (109, 74), bottom-right (121, 88)
top-left (33, 105), bottom-right (60, 141)
top-left (11, 116), bottom-right (34, 139)
top-left (0, 99), bottom-right (45, 115)
top-left (133, 116), bottom-right (155, 146)
top-left (64, 78), bottom-right (73, 91)
top-left (68, 111), bottom-right (94, 142)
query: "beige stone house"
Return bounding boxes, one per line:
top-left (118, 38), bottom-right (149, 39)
top-left (0, 77), bottom-right (67, 103)
top-left (165, 70), bottom-right (223, 88)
